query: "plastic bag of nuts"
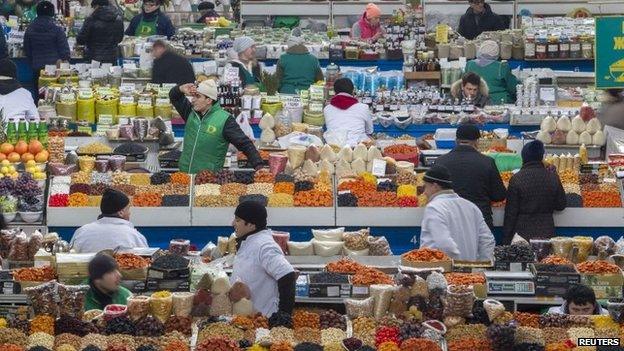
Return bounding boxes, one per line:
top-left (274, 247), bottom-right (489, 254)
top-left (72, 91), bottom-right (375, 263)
top-left (443, 285), bottom-right (475, 318)
top-left (24, 280), bottom-right (58, 316)
top-left (367, 236), bottom-right (392, 256)
top-left (172, 292), bottom-right (194, 317)
top-left (344, 229), bottom-right (370, 251)
top-left (127, 296), bottom-right (150, 321)
top-left (150, 291), bottom-right (173, 323)
top-left (345, 297), bottom-right (374, 319)
top-left (58, 284), bottom-right (89, 319)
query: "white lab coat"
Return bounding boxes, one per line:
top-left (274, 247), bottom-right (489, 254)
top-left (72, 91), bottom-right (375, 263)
top-left (70, 217), bottom-right (148, 253)
top-left (420, 191), bottom-right (495, 261)
top-left (548, 303), bottom-right (609, 315)
top-left (0, 87), bottom-right (39, 121)
top-left (230, 229), bottom-right (294, 317)
top-left (324, 95), bottom-right (373, 147)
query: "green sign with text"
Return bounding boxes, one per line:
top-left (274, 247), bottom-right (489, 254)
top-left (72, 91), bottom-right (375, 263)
top-left (596, 16), bottom-right (624, 89)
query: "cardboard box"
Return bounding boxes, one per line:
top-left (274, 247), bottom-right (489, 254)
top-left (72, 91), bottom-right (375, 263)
top-left (400, 258), bottom-right (452, 272)
top-left (580, 272), bottom-right (624, 286)
top-left (531, 264), bottom-right (581, 285)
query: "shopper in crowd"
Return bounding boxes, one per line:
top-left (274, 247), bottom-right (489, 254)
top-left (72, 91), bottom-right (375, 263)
top-left (351, 3), bottom-right (385, 42)
top-left (419, 165), bottom-right (495, 261)
top-left (231, 201), bottom-right (296, 317)
top-left (435, 124), bottom-right (506, 229)
top-left (125, 0), bottom-right (176, 39)
top-left (196, 1), bottom-right (219, 23)
top-left (465, 40), bottom-right (517, 104)
top-left (228, 36), bottom-right (262, 88)
top-left (598, 89), bottom-right (624, 130)
top-left (0, 28), bottom-right (7, 59)
top-left (0, 58), bottom-right (39, 121)
top-left (276, 28), bottom-right (324, 94)
top-left (151, 40), bottom-right (195, 85)
top-left (70, 189), bottom-right (148, 253)
top-left (457, 0), bottom-right (505, 40)
top-left (450, 72), bottom-right (489, 108)
top-left (503, 140), bottom-right (566, 244)
top-left (76, 0), bottom-right (124, 65)
top-left (85, 253), bottom-right (132, 310)
top-left (324, 77), bottom-right (373, 147)
top-left (169, 80), bottom-right (262, 173)
top-left (23, 1), bottom-right (70, 101)
top-left (548, 284), bottom-right (608, 315)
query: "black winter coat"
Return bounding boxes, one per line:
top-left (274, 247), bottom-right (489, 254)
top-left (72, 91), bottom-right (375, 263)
top-left (457, 4), bottom-right (505, 40)
top-left (0, 31), bottom-right (7, 59)
top-left (152, 51), bottom-right (195, 85)
top-left (23, 16), bottom-right (71, 70)
top-left (503, 161), bottom-right (566, 244)
top-left (435, 144), bottom-right (507, 228)
top-left (77, 6), bottom-right (124, 64)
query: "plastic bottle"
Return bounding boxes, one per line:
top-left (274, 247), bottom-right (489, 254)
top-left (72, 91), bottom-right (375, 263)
top-left (27, 119), bottom-right (38, 142)
top-left (6, 118), bottom-right (17, 145)
top-left (37, 121), bottom-right (48, 148)
top-left (17, 117), bottom-right (27, 142)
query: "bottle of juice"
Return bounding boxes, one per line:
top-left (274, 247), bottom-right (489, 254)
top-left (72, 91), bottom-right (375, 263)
top-left (6, 118), bottom-right (17, 145)
top-left (17, 117), bottom-right (27, 142)
top-left (27, 119), bottom-right (38, 142)
top-left (37, 121), bottom-right (48, 148)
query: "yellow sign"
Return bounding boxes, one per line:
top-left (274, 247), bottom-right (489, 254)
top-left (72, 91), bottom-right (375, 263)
top-left (435, 24), bottom-right (449, 44)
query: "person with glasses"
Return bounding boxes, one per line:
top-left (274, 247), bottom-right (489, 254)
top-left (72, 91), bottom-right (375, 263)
top-left (125, 0), bottom-right (175, 39)
top-left (457, 0), bottom-right (504, 40)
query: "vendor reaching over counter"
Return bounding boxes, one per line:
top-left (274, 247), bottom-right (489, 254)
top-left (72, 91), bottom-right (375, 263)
top-left (85, 253), bottom-right (132, 310)
top-left (351, 3), bottom-right (385, 42)
top-left (169, 80), bottom-right (263, 173)
top-left (125, 0), bottom-right (175, 39)
top-left (70, 189), bottom-right (148, 253)
top-left (231, 201), bottom-right (296, 317)
top-left (548, 284), bottom-right (608, 315)
top-left (419, 165), bottom-right (495, 261)
top-left (435, 124), bottom-right (506, 229)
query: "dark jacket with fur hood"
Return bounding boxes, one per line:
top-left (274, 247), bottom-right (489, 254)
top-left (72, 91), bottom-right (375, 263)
top-left (450, 78), bottom-right (490, 108)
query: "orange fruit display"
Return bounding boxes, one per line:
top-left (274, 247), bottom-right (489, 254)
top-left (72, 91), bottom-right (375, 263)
top-left (14, 141), bottom-right (28, 155)
top-left (0, 143), bottom-right (14, 155)
top-left (21, 153), bottom-right (34, 162)
top-left (35, 151), bottom-right (49, 163)
top-left (28, 140), bottom-right (43, 155)
top-left (7, 152), bottom-right (20, 163)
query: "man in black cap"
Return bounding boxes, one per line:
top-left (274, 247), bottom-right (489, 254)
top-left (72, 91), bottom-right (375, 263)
top-left (84, 253), bottom-right (133, 310)
top-left (420, 165), bottom-right (495, 261)
top-left (70, 188), bottom-right (148, 253)
top-left (230, 201), bottom-right (296, 317)
top-left (435, 123), bottom-right (506, 229)
top-left (196, 1), bottom-right (219, 23)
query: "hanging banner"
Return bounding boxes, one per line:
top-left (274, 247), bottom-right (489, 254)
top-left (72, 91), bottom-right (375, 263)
top-left (595, 16), bottom-right (624, 89)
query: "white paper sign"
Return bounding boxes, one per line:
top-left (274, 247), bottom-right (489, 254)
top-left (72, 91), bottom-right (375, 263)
top-left (371, 159), bottom-right (387, 177)
top-left (44, 65), bottom-right (56, 76)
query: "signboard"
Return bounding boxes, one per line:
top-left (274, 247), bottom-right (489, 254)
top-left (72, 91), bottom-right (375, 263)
top-left (595, 16), bottom-right (624, 89)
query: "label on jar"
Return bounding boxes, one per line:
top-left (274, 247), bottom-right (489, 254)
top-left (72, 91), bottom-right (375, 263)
top-left (571, 43), bottom-right (581, 52)
top-left (560, 43), bottom-right (570, 51)
top-left (525, 43), bottom-right (536, 57)
top-left (548, 44), bottom-right (558, 52)
top-left (536, 45), bottom-right (546, 53)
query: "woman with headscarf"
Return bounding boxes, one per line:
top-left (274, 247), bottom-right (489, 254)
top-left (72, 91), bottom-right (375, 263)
top-left (465, 40), bottom-right (518, 104)
top-left (276, 28), bottom-right (324, 94)
top-left (125, 0), bottom-right (176, 38)
top-left (228, 36), bottom-right (262, 88)
top-left (503, 140), bottom-right (566, 244)
top-left (351, 3), bottom-right (385, 42)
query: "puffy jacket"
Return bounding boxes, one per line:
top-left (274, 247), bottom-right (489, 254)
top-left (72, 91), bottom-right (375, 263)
top-left (77, 5), bottom-right (124, 64)
top-left (125, 9), bottom-right (176, 39)
top-left (457, 3), bottom-right (505, 40)
top-left (23, 16), bottom-right (70, 70)
top-left (152, 50), bottom-right (195, 85)
top-left (0, 28), bottom-right (7, 60)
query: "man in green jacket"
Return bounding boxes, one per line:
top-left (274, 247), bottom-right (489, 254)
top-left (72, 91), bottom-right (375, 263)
top-left (276, 28), bottom-right (324, 94)
top-left (169, 79), bottom-right (263, 173)
top-left (465, 40), bottom-right (518, 104)
top-left (85, 253), bottom-right (132, 311)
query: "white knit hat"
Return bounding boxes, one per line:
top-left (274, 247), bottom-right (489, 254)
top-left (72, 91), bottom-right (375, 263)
top-left (287, 28), bottom-right (305, 48)
top-left (233, 36), bottom-right (256, 54)
top-left (478, 40), bottom-right (500, 59)
top-left (197, 79), bottom-right (219, 100)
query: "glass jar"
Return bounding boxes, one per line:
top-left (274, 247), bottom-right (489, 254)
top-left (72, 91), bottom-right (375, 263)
top-left (525, 35), bottom-right (536, 59)
top-left (536, 38), bottom-right (547, 60)
top-left (581, 36), bottom-right (593, 59)
top-left (570, 35), bottom-right (582, 59)
top-left (547, 36), bottom-right (559, 59)
top-left (559, 36), bottom-right (570, 59)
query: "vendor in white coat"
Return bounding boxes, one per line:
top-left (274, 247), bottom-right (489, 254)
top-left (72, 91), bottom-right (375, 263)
top-left (419, 165), bottom-right (495, 261)
top-left (548, 284), bottom-right (608, 315)
top-left (230, 201), bottom-right (296, 317)
top-left (324, 77), bottom-right (373, 147)
top-left (70, 188), bottom-right (148, 253)
top-left (0, 59), bottom-right (39, 122)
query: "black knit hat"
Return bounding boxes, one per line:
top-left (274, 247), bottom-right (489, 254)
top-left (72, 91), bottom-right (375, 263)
top-left (0, 59), bottom-right (17, 79)
top-left (197, 1), bottom-right (215, 10)
top-left (424, 165), bottom-right (453, 187)
top-left (88, 253), bottom-right (118, 280)
top-left (235, 200), bottom-right (267, 229)
top-left (91, 0), bottom-right (110, 7)
top-left (101, 188), bottom-right (130, 215)
top-left (456, 124), bottom-right (481, 141)
top-left (522, 140), bottom-right (545, 164)
top-left (36, 1), bottom-right (55, 17)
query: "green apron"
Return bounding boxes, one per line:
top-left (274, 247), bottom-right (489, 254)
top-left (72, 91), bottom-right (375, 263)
top-left (135, 15), bottom-right (158, 37)
top-left (179, 103), bottom-right (230, 173)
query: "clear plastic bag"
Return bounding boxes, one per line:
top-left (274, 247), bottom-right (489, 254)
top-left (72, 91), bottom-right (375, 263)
top-left (272, 231), bottom-right (290, 254)
top-left (343, 229), bottom-right (370, 251)
top-left (530, 240), bottom-right (552, 261)
top-left (483, 299), bottom-right (505, 321)
top-left (169, 239), bottom-right (190, 256)
top-left (58, 284), bottom-right (89, 319)
top-left (127, 295), bottom-right (150, 321)
top-left (572, 236), bottom-right (593, 262)
top-left (426, 271), bottom-right (448, 291)
top-left (368, 236), bottom-right (392, 256)
top-left (594, 236), bottom-right (617, 257)
top-left (172, 292), bottom-right (194, 317)
top-left (150, 292), bottom-right (173, 322)
top-left (345, 297), bottom-right (374, 319)
top-left (389, 287), bottom-right (410, 316)
top-left (443, 285), bottom-right (475, 318)
top-left (191, 288), bottom-right (212, 317)
top-left (287, 241), bottom-right (314, 256)
top-left (370, 284), bottom-right (394, 320)
top-left (209, 292), bottom-right (232, 317)
top-left (8, 233), bottom-right (29, 261)
top-left (228, 280), bottom-right (251, 303)
top-left (24, 280), bottom-right (58, 316)
top-left (551, 237), bottom-right (573, 258)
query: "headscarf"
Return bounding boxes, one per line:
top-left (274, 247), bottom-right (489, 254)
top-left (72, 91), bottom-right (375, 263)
top-left (356, 3), bottom-right (381, 40)
top-left (475, 40), bottom-right (499, 67)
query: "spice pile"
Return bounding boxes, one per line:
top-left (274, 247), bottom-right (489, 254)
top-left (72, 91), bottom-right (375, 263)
top-left (337, 171), bottom-right (421, 208)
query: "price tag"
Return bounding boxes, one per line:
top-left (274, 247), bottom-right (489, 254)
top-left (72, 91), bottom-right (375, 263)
top-left (338, 190), bottom-right (351, 195)
top-left (97, 87), bottom-right (112, 97)
top-left (371, 159), bottom-right (387, 177)
top-left (44, 65), bottom-right (56, 76)
top-left (98, 115), bottom-right (113, 125)
top-left (158, 87), bottom-right (171, 98)
top-left (435, 24), bottom-right (449, 44)
top-left (156, 98), bottom-right (170, 105)
top-left (265, 96), bottom-right (280, 103)
top-left (60, 93), bottom-right (75, 103)
top-left (90, 60), bottom-right (101, 68)
top-left (122, 62), bottom-right (137, 70)
top-left (120, 96), bottom-right (135, 104)
top-left (308, 102), bottom-right (324, 113)
top-left (603, 178), bottom-right (617, 183)
top-left (34, 261), bottom-right (51, 268)
top-left (223, 66), bottom-right (240, 83)
top-left (119, 83), bottom-right (135, 94)
top-left (162, 83), bottom-right (177, 90)
top-left (77, 125), bottom-right (92, 134)
top-left (78, 89), bottom-right (93, 100)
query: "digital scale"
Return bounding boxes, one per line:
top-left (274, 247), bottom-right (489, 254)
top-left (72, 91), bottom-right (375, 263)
top-left (420, 149), bottom-right (450, 167)
top-left (485, 271), bottom-right (535, 295)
